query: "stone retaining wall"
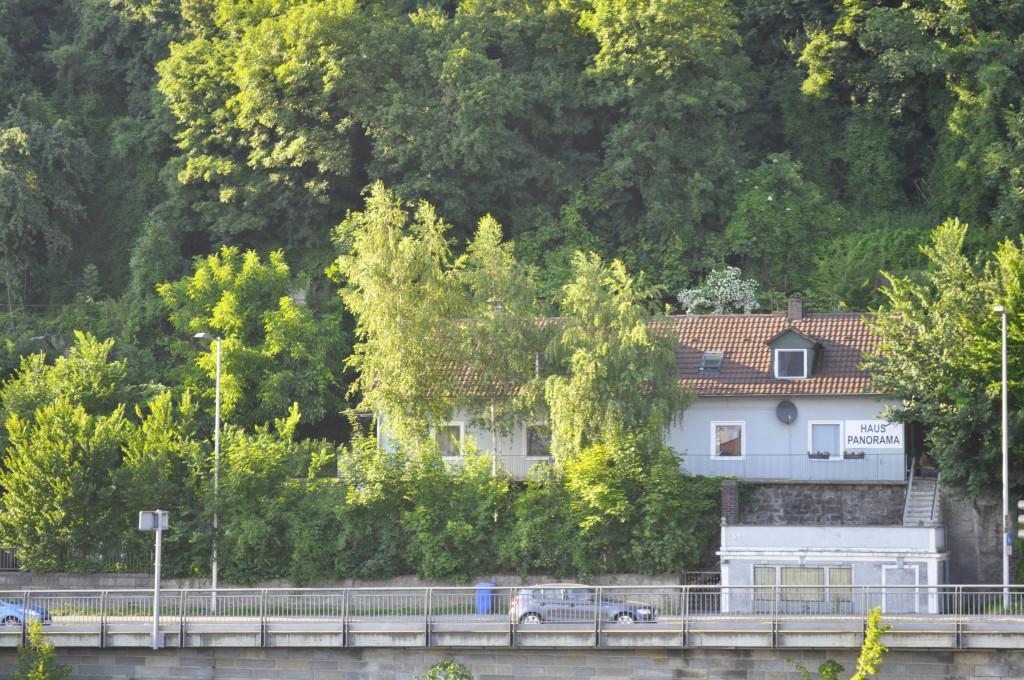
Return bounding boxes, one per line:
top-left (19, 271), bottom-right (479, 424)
top-left (0, 647), bottom-right (1019, 679)
top-left (739, 482), bottom-right (905, 526)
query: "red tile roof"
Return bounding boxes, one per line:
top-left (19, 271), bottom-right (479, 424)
top-left (444, 313), bottom-right (881, 398)
top-left (662, 313), bottom-right (879, 397)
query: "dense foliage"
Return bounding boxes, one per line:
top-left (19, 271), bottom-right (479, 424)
top-left (1, 0), bottom-right (1022, 578)
top-left (3, 0), bottom-right (1022, 325)
top-left (866, 221), bottom-right (1023, 496)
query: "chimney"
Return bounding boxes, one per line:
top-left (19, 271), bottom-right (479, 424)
top-left (787, 296), bottom-right (804, 322)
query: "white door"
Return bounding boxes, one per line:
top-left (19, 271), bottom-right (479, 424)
top-left (883, 565), bottom-right (919, 614)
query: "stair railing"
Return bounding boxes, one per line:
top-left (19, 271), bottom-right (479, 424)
top-left (929, 471), bottom-right (941, 524)
top-left (902, 457), bottom-right (916, 524)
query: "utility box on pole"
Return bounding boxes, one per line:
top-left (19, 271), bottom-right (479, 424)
top-left (139, 510), bottom-right (169, 649)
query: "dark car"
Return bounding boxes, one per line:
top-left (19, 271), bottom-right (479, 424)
top-left (510, 583), bottom-right (657, 624)
top-left (0, 599), bottom-right (51, 625)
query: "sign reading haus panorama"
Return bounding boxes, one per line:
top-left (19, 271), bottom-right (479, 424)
top-left (843, 420), bottom-right (904, 449)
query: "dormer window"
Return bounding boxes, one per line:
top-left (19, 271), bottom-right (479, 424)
top-left (699, 351), bottom-right (724, 373)
top-left (775, 348), bottom-right (808, 379)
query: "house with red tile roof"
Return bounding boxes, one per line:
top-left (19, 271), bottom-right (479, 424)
top-left (381, 297), bottom-right (950, 603)
top-left (664, 298), bottom-right (907, 483)
top-left (408, 297), bottom-right (912, 484)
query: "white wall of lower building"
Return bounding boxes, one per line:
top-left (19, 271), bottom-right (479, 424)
top-left (719, 525), bottom-right (948, 614)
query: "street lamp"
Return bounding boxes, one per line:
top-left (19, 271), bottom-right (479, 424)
top-left (994, 306), bottom-right (1010, 606)
top-left (194, 332), bottom-right (221, 613)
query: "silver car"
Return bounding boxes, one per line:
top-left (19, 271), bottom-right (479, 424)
top-left (509, 583), bottom-right (657, 624)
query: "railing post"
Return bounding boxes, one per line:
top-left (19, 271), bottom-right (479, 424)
top-left (424, 588), bottom-right (431, 648)
top-left (771, 585), bottom-right (779, 647)
top-left (594, 587), bottom-right (601, 648)
top-left (341, 589), bottom-right (348, 648)
top-left (179, 589), bottom-right (187, 649)
top-left (680, 586), bottom-right (689, 649)
top-left (99, 591), bottom-right (107, 648)
top-left (508, 587), bottom-right (515, 649)
top-left (20, 591), bottom-right (28, 647)
top-left (259, 589), bottom-right (267, 648)
top-left (955, 586), bottom-right (963, 650)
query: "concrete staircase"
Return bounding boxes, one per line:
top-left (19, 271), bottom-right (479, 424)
top-left (903, 475), bottom-right (942, 526)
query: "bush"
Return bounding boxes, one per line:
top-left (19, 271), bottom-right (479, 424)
top-left (11, 621), bottom-right (71, 680)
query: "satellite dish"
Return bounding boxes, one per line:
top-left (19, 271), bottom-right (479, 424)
top-left (776, 400), bottom-right (797, 425)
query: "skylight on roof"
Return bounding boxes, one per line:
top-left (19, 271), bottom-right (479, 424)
top-left (699, 351), bottom-right (724, 372)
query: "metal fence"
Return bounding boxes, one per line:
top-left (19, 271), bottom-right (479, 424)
top-left (0, 548), bottom-right (151, 573)
top-left (5, 584), bottom-right (1024, 621)
top-left (5, 584), bottom-right (1024, 650)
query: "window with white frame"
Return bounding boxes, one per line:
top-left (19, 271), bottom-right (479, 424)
top-left (775, 348), bottom-right (808, 379)
top-left (753, 566), bottom-right (776, 603)
top-left (753, 565), bottom-right (853, 604)
top-left (808, 421), bottom-right (842, 459)
top-left (712, 422), bottom-right (745, 458)
top-left (526, 423), bottom-right (552, 458)
top-left (436, 423), bottom-right (463, 457)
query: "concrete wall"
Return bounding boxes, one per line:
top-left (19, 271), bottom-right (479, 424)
top-left (0, 647), bottom-right (1022, 679)
top-left (739, 482), bottom-right (905, 525)
top-left (670, 396), bottom-right (905, 482)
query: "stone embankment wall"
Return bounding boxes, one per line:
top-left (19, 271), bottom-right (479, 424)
top-left (0, 647), bottom-right (1020, 679)
top-left (942, 490), bottom-right (1002, 584)
top-left (738, 482), bottom-right (906, 525)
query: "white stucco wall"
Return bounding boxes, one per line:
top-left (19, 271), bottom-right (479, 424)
top-left (668, 395), bottom-right (905, 482)
top-left (377, 409), bottom-right (551, 480)
top-left (379, 395), bottom-right (905, 482)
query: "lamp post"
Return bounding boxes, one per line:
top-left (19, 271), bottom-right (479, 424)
top-left (994, 306), bottom-right (1010, 607)
top-left (194, 332), bottom-right (221, 613)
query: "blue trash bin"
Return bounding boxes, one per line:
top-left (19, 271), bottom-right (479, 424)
top-left (475, 582), bottom-right (496, 615)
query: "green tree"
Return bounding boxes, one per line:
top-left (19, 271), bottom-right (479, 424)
top-left (724, 154), bottom-right (845, 294)
top-left (866, 219), bottom-right (1023, 495)
top-left (332, 183), bottom-right (467, 444)
top-left (0, 398), bottom-right (127, 571)
top-left (545, 252), bottom-right (691, 457)
top-left (0, 117), bottom-right (88, 309)
top-left (116, 390), bottom-right (207, 576)
top-left (334, 428), bottom-right (412, 579)
top-left (403, 448), bottom-right (511, 581)
top-left (335, 184), bottom-right (545, 447)
top-left (216, 405), bottom-right (308, 583)
top-left (501, 463), bottom-right (580, 578)
top-left (11, 620), bottom-right (71, 680)
top-left (158, 246), bottom-right (348, 431)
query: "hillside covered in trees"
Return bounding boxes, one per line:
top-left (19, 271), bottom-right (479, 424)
top-left (0, 0), bottom-right (1022, 579)
top-left (5, 0), bottom-right (1024, 322)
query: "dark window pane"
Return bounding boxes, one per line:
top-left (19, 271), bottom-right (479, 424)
top-left (527, 423), bottom-right (552, 457)
top-left (777, 350), bottom-right (805, 378)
